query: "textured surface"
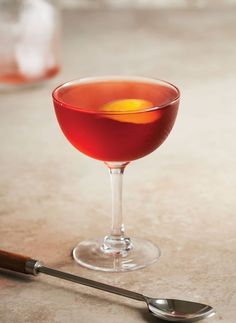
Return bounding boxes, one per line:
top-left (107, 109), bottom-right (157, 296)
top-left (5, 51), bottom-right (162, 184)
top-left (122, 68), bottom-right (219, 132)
top-left (0, 7), bottom-right (236, 323)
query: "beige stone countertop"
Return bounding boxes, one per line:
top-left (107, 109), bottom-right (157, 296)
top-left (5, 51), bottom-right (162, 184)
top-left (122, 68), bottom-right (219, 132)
top-left (0, 7), bottom-right (236, 323)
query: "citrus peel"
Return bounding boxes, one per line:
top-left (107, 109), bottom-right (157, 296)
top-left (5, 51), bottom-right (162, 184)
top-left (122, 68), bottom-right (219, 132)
top-left (101, 99), bottom-right (159, 124)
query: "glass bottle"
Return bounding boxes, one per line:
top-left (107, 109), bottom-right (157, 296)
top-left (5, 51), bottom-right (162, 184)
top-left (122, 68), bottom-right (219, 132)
top-left (0, 0), bottom-right (60, 89)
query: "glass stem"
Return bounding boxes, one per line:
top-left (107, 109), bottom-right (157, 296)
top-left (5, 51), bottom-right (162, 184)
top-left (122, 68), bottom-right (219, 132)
top-left (110, 165), bottom-right (125, 237)
top-left (103, 162), bottom-right (131, 253)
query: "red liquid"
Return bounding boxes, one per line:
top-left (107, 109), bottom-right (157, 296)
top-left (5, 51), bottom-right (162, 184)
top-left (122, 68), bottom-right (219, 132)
top-left (0, 66), bottom-right (59, 84)
top-left (53, 80), bottom-right (179, 162)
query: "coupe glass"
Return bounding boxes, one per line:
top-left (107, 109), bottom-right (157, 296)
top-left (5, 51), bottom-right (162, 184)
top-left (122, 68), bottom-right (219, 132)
top-left (52, 76), bottom-right (180, 272)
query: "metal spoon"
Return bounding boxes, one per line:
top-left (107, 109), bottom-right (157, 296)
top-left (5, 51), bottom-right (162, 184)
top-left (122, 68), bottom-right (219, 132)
top-left (0, 250), bottom-right (215, 322)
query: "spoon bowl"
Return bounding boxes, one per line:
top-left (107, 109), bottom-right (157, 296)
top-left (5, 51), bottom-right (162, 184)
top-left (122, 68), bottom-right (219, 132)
top-left (146, 297), bottom-right (215, 322)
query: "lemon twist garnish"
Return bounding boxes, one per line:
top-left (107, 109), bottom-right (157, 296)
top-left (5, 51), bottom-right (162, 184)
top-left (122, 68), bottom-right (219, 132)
top-left (101, 99), bottom-right (159, 124)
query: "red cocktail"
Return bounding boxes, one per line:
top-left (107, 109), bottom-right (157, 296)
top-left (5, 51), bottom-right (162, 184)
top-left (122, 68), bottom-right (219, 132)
top-left (54, 79), bottom-right (178, 162)
top-left (52, 76), bottom-right (180, 272)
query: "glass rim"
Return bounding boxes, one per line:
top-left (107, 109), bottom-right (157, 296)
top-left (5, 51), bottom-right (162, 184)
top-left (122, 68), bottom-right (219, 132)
top-left (52, 75), bottom-right (180, 114)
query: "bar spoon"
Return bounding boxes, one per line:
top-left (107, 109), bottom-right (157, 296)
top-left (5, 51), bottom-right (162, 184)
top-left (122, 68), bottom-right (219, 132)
top-left (0, 250), bottom-right (215, 322)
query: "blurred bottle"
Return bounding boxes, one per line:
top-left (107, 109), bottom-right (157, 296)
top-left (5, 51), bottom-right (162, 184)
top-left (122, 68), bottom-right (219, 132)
top-left (0, 0), bottom-right (60, 89)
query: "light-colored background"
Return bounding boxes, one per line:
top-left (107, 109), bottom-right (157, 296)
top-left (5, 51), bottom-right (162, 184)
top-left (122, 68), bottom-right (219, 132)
top-left (60, 0), bottom-right (236, 9)
top-left (0, 3), bottom-right (236, 323)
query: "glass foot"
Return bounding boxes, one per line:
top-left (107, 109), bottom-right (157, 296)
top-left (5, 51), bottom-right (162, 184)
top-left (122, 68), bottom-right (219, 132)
top-left (72, 237), bottom-right (161, 272)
